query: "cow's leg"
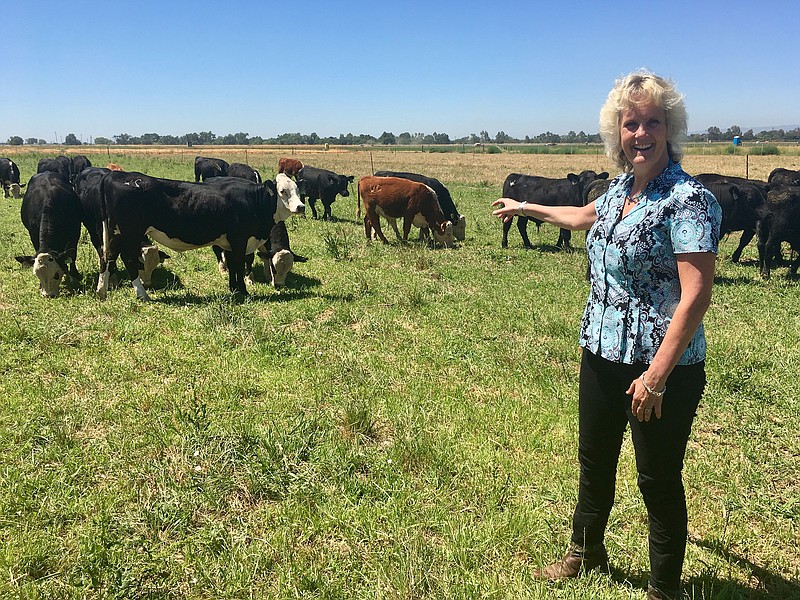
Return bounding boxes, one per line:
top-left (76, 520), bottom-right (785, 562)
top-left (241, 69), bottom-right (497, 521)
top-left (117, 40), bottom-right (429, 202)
top-left (120, 245), bottom-right (151, 301)
top-left (368, 210), bottom-right (390, 244)
top-left (501, 217), bottom-right (512, 248)
top-left (387, 218), bottom-right (402, 240)
top-left (224, 249), bottom-right (248, 296)
top-left (402, 213), bottom-right (414, 242)
top-left (308, 198), bottom-right (319, 220)
top-left (322, 198), bottom-right (332, 221)
top-left (212, 245), bottom-right (227, 274)
top-left (244, 252), bottom-right (256, 285)
top-left (558, 228), bottom-right (573, 251)
top-left (788, 245), bottom-right (800, 276)
top-left (731, 229), bottom-right (755, 263)
top-left (516, 216), bottom-right (533, 249)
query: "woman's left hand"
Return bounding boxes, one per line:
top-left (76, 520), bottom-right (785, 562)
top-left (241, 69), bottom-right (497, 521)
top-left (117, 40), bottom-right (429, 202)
top-left (627, 377), bottom-right (662, 422)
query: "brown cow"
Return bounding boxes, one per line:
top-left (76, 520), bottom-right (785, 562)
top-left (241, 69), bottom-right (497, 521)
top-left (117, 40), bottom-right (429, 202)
top-left (106, 163), bottom-right (125, 171)
top-left (357, 176), bottom-right (454, 247)
top-left (278, 157), bottom-right (303, 178)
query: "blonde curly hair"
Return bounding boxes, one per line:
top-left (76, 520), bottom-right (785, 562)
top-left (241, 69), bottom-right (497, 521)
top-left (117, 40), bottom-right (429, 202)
top-left (599, 69), bottom-right (687, 171)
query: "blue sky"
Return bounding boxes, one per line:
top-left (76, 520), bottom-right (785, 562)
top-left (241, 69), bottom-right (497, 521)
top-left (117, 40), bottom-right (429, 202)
top-left (4, 0), bottom-right (798, 143)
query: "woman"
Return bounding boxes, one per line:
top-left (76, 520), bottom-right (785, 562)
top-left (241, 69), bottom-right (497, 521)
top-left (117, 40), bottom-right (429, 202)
top-left (492, 71), bottom-right (721, 600)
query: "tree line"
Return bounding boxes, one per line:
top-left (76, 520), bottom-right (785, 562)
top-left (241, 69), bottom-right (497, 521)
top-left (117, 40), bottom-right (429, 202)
top-left (5, 126), bottom-right (799, 147)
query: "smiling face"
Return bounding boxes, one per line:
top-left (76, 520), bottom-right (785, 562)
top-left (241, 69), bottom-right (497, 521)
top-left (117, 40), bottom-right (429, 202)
top-left (619, 102), bottom-right (670, 182)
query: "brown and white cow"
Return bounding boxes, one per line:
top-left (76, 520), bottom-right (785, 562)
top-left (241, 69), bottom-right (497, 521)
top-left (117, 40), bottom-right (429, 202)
top-left (357, 176), bottom-right (454, 247)
top-left (278, 157), bottom-right (303, 178)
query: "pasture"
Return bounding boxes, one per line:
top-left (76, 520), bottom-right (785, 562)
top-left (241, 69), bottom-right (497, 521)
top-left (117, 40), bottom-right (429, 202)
top-left (0, 148), bottom-right (798, 599)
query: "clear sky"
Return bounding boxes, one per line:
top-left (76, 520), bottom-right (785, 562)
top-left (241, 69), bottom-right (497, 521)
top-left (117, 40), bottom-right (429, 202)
top-left (4, 0), bottom-right (798, 143)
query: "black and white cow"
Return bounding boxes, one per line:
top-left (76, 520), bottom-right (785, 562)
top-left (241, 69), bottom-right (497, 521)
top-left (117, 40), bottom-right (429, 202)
top-left (695, 173), bottom-right (770, 263)
top-left (500, 170), bottom-right (609, 250)
top-left (0, 157), bottom-right (23, 198)
top-left (296, 165), bottom-right (354, 220)
top-left (227, 162), bottom-right (262, 183)
top-left (37, 157), bottom-right (72, 179)
top-left (74, 167), bottom-right (169, 287)
top-left (15, 172), bottom-right (82, 297)
top-left (194, 156), bottom-right (229, 182)
top-left (373, 170), bottom-right (466, 241)
top-left (98, 171), bottom-right (305, 300)
top-left (757, 185), bottom-right (800, 279)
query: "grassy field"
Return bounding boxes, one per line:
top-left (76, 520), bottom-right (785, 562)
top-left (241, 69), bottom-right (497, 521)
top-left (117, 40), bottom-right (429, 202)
top-left (1, 149), bottom-right (798, 599)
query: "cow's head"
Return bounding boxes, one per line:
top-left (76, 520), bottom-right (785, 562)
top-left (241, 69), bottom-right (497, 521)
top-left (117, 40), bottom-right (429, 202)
top-left (337, 174), bottom-right (355, 197)
top-left (15, 252), bottom-right (68, 297)
top-left (8, 183), bottom-right (22, 198)
top-left (453, 214), bottom-right (467, 241)
top-left (138, 245), bottom-right (169, 287)
top-left (432, 221), bottom-right (454, 248)
top-left (269, 249), bottom-right (294, 288)
top-left (273, 173), bottom-right (305, 221)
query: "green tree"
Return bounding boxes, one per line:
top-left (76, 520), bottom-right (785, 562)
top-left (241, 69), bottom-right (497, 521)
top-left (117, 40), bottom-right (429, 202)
top-left (95, 137), bottom-right (112, 145)
top-left (64, 133), bottom-right (81, 145)
top-left (378, 131), bottom-right (396, 145)
top-left (7, 136), bottom-right (23, 145)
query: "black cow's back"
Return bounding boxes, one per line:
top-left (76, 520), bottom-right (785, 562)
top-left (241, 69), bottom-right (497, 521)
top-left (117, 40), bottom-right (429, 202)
top-left (374, 170), bottom-right (459, 221)
top-left (21, 172), bottom-right (82, 255)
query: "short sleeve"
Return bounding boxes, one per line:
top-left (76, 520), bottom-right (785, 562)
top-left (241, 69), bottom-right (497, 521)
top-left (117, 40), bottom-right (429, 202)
top-left (670, 188), bottom-right (721, 254)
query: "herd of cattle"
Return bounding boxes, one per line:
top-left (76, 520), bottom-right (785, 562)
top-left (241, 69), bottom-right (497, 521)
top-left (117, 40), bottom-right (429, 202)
top-left (1, 154), bottom-right (799, 300)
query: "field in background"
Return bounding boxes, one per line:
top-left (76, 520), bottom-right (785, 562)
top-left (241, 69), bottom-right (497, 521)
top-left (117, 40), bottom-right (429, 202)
top-left (0, 150), bottom-right (798, 599)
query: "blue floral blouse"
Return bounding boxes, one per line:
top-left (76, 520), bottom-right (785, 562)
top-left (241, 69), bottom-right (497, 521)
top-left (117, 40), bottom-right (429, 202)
top-left (579, 161), bottom-right (721, 365)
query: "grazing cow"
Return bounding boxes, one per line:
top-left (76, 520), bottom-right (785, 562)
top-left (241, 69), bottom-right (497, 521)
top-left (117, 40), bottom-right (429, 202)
top-left (194, 156), bottom-right (229, 182)
top-left (296, 165), bottom-right (354, 220)
top-left (74, 167), bottom-right (168, 287)
top-left (106, 163), bottom-right (125, 171)
top-left (98, 171), bottom-right (305, 300)
top-left (500, 170), bottom-right (609, 250)
top-left (357, 176), bottom-right (454, 247)
top-left (14, 172), bottom-right (82, 297)
top-left (227, 162), bottom-right (262, 183)
top-left (767, 167), bottom-right (800, 187)
top-left (278, 157), bottom-right (303, 178)
top-left (373, 170), bottom-right (466, 241)
top-left (695, 173), bottom-right (769, 262)
top-left (757, 185), bottom-right (800, 278)
top-left (1, 157), bottom-right (23, 198)
top-left (37, 157), bottom-right (71, 179)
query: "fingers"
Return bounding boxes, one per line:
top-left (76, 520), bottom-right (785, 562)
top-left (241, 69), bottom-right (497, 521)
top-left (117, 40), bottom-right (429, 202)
top-left (628, 378), bottom-right (662, 422)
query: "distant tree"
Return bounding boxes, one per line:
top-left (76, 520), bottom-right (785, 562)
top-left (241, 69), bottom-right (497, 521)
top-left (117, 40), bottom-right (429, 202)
top-left (7, 136), bottom-right (23, 145)
top-left (64, 133), bottom-right (81, 145)
top-left (468, 133), bottom-right (481, 144)
top-left (114, 133), bottom-right (133, 145)
top-left (480, 130), bottom-right (490, 143)
top-left (706, 126), bottom-right (722, 141)
top-left (159, 135), bottom-right (180, 145)
top-left (25, 137), bottom-right (39, 145)
top-left (495, 131), bottom-right (512, 143)
top-left (139, 133), bottom-right (160, 145)
top-left (378, 131), bottom-right (396, 145)
top-left (742, 129), bottom-right (755, 141)
top-left (95, 136), bottom-right (113, 145)
top-left (725, 125), bottom-right (742, 138)
top-left (397, 132), bottom-right (412, 145)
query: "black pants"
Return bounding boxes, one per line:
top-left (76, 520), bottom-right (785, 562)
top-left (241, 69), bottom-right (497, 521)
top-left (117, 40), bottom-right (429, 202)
top-left (571, 349), bottom-right (705, 594)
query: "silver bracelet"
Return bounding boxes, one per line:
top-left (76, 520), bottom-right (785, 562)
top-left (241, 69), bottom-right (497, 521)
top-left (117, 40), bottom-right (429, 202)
top-left (640, 372), bottom-right (666, 397)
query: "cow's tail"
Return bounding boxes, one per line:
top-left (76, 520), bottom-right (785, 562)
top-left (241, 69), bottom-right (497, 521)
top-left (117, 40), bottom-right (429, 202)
top-left (97, 171), bottom-right (113, 299)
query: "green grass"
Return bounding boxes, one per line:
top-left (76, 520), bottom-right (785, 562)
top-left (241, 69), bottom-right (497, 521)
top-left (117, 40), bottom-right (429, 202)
top-left (0, 155), bottom-right (798, 599)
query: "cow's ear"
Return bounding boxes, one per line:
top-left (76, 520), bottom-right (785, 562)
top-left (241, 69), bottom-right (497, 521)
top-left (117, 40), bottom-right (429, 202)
top-left (158, 250), bottom-right (170, 261)
top-left (729, 185), bottom-right (740, 201)
top-left (347, 176), bottom-right (355, 183)
top-left (15, 255), bottom-right (35, 267)
top-left (567, 173), bottom-right (580, 184)
top-left (264, 179), bottom-right (277, 196)
top-left (598, 172), bottom-right (609, 180)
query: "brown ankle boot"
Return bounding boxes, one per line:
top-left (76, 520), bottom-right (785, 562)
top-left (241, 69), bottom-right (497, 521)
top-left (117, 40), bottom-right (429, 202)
top-left (534, 543), bottom-right (609, 580)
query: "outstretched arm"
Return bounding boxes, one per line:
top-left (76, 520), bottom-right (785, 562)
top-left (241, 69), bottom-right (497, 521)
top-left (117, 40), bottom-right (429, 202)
top-left (491, 199), bottom-right (598, 231)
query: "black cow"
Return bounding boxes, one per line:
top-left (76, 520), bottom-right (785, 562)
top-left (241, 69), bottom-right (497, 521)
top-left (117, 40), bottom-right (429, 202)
top-left (501, 170), bottom-right (609, 250)
top-left (74, 167), bottom-right (168, 289)
top-left (0, 157), bottom-right (23, 198)
top-left (227, 162), bottom-right (262, 183)
top-left (296, 165), bottom-right (354, 220)
top-left (757, 185), bottom-right (800, 278)
top-left (194, 156), bottom-right (229, 182)
top-left (373, 170), bottom-right (466, 241)
top-left (768, 168), bottom-right (800, 187)
top-left (71, 155), bottom-right (92, 178)
top-left (37, 157), bottom-right (72, 179)
top-left (14, 172), bottom-right (82, 297)
top-left (98, 171), bottom-right (305, 300)
top-left (695, 173), bottom-right (769, 263)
